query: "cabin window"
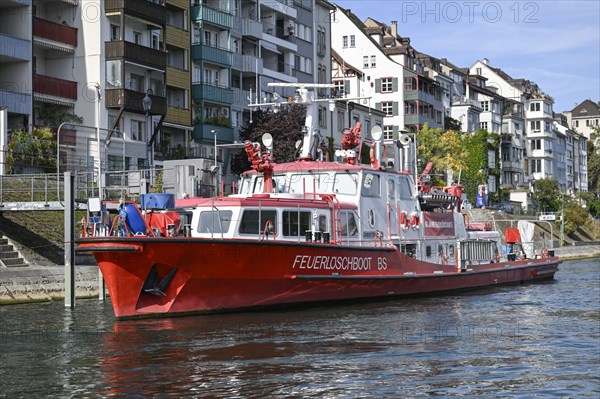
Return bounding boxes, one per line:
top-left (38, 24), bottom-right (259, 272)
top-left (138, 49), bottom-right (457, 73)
top-left (361, 173), bottom-right (380, 197)
top-left (333, 173), bottom-right (359, 195)
top-left (198, 210), bottom-right (233, 234)
top-left (289, 173), bottom-right (328, 194)
top-left (318, 215), bottom-right (328, 232)
top-left (239, 210), bottom-right (277, 235)
top-left (340, 211), bottom-right (359, 237)
top-left (253, 177), bottom-right (264, 193)
top-left (426, 246), bottom-right (432, 257)
top-left (399, 176), bottom-right (413, 199)
top-left (388, 179), bottom-right (396, 201)
top-left (282, 211), bottom-right (311, 237)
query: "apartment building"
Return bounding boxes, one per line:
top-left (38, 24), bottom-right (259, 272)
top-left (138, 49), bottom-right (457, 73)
top-left (565, 99), bottom-right (600, 140)
top-left (470, 60), bottom-right (526, 189)
top-left (331, 6), bottom-right (443, 149)
top-left (0, 0), bottom-right (32, 133)
top-left (160, 0), bottom-right (192, 161)
top-left (471, 60), bottom-right (560, 189)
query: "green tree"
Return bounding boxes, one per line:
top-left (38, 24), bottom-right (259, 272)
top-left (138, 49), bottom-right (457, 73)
top-left (587, 126), bottom-right (600, 193)
top-left (37, 103), bottom-right (83, 127)
top-left (532, 178), bottom-right (561, 213)
top-left (7, 127), bottom-right (56, 173)
top-left (417, 123), bottom-right (462, 185)
top-left (563, 200), bottom-right (590, 235)
top-left (444, 115), bottom-right (462, 132)
top-left (460, 130), bottom-right (491, 202)
top-left (231, 105), bottom-right (306, 176)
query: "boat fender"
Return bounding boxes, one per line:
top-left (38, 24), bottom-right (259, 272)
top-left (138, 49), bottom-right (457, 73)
top-left (400, 211), bottom-right (408, 230)
top-left (411, 213), bottom-right (420, 229)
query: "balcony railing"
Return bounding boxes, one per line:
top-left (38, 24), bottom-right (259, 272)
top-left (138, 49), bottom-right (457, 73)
top-left (191, 4), bottom-right (232, 29)
top-left (105, 88), bottom-right (167, 115)
top-left (104, 0), bottom-right (166, 26)
top-left (33, 17), bottom-right (77, 47)
top-left (33, 74), bottom-right (77, 100)
top-left (193, 124), bottom-right (234, 143)
top-left (232, 53), bottom-right (263, 74)
top-left (0, 90), bottom-right (31, 115)
top-left (105, 41), bottom-right (167, 71)
top-left (0, 33), bottom-right (30, 61)
top-left (191, 44), bottom-right (231, 67)
top-left (191, 84), bottom-right (233, 105)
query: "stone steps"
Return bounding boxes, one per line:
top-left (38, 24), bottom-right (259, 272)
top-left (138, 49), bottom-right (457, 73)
top-left (0, 236), bottom-right (29, 268)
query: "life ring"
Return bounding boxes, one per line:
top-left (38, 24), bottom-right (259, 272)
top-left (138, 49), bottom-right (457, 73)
top-left (400, 211), bottom-right (408, 230)
top-left (411, 213), bottom-right (420, 229)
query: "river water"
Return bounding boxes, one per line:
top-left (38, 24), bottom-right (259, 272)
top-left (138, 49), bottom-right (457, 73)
top-left (1, 258), bottom-right (598, 398)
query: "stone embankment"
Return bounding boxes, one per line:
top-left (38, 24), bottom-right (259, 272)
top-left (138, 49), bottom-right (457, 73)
top-left (0, 265), bottom-right (98, 305)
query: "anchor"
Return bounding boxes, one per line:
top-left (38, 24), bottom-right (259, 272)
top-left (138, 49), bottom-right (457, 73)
top-left (142, 264), bottom-right (178, 296)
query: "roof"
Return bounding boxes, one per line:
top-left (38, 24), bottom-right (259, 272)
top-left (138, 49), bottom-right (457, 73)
top-left (175, 194), bottom-right (358, 210)
top-left (571, 99), bottom-right (600, 117)
top-left (331, 49), bottom-right (364, 77)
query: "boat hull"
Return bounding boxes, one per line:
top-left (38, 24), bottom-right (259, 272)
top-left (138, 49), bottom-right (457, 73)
top-left (77, 238), bottom-right (560, 319)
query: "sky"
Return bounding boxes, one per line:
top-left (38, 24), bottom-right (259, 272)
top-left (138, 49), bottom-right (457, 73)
top-left (333, 0), bottom-right (600, 113)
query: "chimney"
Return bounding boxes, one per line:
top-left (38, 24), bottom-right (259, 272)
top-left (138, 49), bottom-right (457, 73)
top-left (391, 20), bottom-right (398, 37)
top-left (483, 58), bottom-right (489, 65)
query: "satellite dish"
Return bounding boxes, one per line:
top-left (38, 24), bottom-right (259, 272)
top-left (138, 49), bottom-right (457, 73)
top-left (371, 125), bottom-right (383, 141)
top-left (262, 133), bottom-right (273, 147)
top-left (295, 140), bottom-right (302, 149)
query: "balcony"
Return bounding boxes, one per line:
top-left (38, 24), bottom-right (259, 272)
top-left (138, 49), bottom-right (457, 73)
top-left (166, 106), bottom-right (191, 126)
top-left (0, 90), bottom-right (31, 115)
top-left (501, 133), bottom-right (513, 143)
top-left (232, 53), bottom-right (263, 74)
top-left (166, 66), bottom-right (190, 88)
top-left (193, 124), bottom-right (234, 143)
top-left (191, 44), bottom-right (231, 67)
top-left (192, 84), bottom-right (233, 105)
top-left (105, 88), bottom-right (167, 115)
top-left (33, 74), bottom-right (77, 100)
top-left (191, 4), bottom-right (232, 29)
top-left (404, 114), bottom-right (439, 128)
top-left (0, 33), bottom-right (30, 61)
top-left (33, 17), bottom-right (77, 47)
top-left (232, 88), bottom-right (250, 108)
top-left (404, 90), bottom-right (438, 105)
top-left (166, 25), bottom-right (189, 49)
top-left (104, 0), bottom-right (166, 26)
top-left (105, 41), bottom-right (166, 71)
top-left (242, 18), bottom-right (262, 38)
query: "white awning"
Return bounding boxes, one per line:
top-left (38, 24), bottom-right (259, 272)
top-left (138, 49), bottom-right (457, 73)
top-left (261, 41), bottom-right (280, 54)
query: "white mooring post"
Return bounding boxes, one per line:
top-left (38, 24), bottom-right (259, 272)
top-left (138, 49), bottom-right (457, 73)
top-left (64, 172), bottom-right (75, 307)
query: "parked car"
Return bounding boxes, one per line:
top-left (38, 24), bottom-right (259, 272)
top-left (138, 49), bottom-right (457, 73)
top-left (493, 202), bottom-right (513, 213)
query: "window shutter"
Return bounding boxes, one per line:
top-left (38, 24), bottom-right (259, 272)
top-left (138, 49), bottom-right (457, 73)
top-left (393, 125), bottom-right (399, 140)
top-left (392, 102), bottom-right (399, 116)
top-left (344, 80), bottom-right (350, 96)
top-left (375, 78), bottom-right (380, 93)
top-left (392, 78), bottom-right (398, 92)
top-left (375, 102), bottom-right (381, 111)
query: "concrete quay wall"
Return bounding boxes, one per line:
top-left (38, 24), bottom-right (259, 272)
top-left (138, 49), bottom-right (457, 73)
top-left (0, 265), bottom-right (98, 305)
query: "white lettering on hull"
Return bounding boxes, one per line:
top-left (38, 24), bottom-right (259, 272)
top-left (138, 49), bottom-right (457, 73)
top-left (292, 255), bottom-right (387, 271)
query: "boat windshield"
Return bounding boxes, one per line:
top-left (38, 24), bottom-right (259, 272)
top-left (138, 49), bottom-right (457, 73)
top-left (198, 210), bottom-right (233, 234)
top-left (333, 172), bottom-right (359, 195)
